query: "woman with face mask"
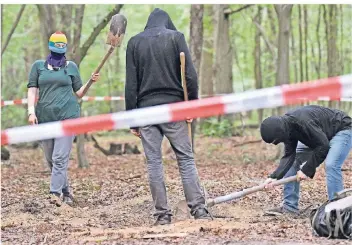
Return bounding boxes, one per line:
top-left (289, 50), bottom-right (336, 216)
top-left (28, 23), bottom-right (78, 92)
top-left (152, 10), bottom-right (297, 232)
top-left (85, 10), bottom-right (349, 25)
top-left (27, 31), bottom-right (100, 206)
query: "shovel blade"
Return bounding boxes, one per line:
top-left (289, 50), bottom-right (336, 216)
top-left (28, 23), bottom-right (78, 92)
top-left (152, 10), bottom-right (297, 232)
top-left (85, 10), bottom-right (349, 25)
top-left (106, 14), bottom-right (127, 47)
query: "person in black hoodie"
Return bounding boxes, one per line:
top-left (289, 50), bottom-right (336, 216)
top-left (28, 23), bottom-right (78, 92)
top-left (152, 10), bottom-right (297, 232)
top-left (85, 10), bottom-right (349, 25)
top-left (260, 105), bottom-right (351, 216)
top-left (125, 8), bottom-right (211, 225)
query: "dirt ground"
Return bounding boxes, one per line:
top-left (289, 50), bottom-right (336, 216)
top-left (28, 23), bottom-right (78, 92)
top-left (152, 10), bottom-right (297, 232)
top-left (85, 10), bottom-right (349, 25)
top-left (1, 133), bottom-right (351, 244)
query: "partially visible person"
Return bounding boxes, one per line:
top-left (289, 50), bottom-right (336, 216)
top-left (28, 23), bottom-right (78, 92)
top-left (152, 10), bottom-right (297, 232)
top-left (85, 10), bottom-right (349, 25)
top-left (27, 31), bottom-right (100, 206)
top-left (260, 105), bottom-right (351, 215)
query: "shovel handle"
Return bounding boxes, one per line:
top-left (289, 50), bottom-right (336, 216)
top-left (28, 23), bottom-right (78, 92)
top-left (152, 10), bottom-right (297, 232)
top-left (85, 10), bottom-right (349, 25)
top-left (180, 52), bottom-right (188, 101)
top-left (207, 175), bottom-right (298, 207)
top-left (81, 46), bottom-right (115, 96)
top-left (180, 52), bottom-right (192, 143)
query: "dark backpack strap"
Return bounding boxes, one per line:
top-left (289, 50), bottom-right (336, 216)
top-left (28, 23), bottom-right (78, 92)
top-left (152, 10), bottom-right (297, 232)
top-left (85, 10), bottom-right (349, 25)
top-left (336, 210), bottom-right (349, 238)
top-left (325, 211), bottom-right (333, 238)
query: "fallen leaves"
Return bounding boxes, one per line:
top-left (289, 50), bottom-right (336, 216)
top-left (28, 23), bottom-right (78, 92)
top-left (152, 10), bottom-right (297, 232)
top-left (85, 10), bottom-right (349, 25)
top-left (1, 134), bottom-right (351, 244)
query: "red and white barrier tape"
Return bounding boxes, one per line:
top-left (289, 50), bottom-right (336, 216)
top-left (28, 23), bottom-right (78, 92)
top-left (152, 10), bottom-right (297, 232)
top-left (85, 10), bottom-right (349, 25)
top-left (2, 94), bottom-right (351, 107)
top-left (1, 74), bottom-right (351, 145)
top-left (1, 96), bottom-right (124, 107)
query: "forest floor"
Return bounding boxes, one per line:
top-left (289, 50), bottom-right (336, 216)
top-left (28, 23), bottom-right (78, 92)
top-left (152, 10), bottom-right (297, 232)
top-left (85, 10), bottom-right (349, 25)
top-left (1, 133), bottom-right (351, 245)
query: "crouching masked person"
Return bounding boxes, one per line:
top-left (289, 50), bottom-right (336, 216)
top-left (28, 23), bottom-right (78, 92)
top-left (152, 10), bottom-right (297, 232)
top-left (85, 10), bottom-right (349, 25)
top-left (260, 105), bottom-right (351, 216)
top-left (27, 31), bottom-right (100, 206)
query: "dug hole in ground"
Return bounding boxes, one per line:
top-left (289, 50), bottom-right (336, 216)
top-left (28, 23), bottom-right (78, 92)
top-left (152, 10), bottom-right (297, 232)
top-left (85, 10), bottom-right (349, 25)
top-left (1, 133), bottom-right (351, 245)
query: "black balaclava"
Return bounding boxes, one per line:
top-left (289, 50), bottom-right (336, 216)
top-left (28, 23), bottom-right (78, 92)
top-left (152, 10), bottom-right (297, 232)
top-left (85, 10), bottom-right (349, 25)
top-left (260, 116), bottom-right (290, 145)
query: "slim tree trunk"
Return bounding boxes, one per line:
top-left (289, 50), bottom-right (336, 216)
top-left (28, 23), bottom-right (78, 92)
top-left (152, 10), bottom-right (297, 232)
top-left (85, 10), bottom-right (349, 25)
top-left (200, 40), bottom-right (214, 97)
top-left (254, 6), bottom-right (263, 124)
top-left (213, 4), bottom-right (233, 122)
top-left (290, 14), bottom-right (298, 83)
top-left (303, 5), bottom-right (309, 81)
top-left (37, 5), bottom-right (57, 54)
top-left (298, 5), bottom-right (304, 82)
top-left (190, 4), bottom-right (204, 76)
top-left (324, 5), bottom-right (339, 108)
top-left (213, 4), bottom-right (233, 95)
top-left (317, 5), bottom-right (322, 79)
top-left (189, 4), bottom-right (204, 150)
top-left (275, 4), bottom-right (293, 114)
top-left (339, 5), bottom-right (344, 74)
top-left (199, 5), bottom-right (214, 125)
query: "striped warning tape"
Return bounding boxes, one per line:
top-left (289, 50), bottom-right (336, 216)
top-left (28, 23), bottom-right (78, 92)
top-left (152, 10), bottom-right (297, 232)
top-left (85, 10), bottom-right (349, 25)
top-left (1, 96), bottom-right (124, 107)
top-left (1, 74), bottom-right (351, 145)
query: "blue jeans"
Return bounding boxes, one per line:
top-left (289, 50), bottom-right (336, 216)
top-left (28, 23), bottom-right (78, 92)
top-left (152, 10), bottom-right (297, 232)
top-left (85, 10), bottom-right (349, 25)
top-left (283, 129), bottom-right (352, 212)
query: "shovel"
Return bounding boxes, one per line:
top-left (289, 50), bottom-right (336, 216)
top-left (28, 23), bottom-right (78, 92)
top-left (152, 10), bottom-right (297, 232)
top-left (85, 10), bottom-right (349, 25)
top-left (175, 175), bottom-right (298, 220)
top-left (81, 14), bottom-right (127, 95)
top-left (206, 175), bottom-right (298, 208)
top-left (174, 52), bottom-right (209, 220)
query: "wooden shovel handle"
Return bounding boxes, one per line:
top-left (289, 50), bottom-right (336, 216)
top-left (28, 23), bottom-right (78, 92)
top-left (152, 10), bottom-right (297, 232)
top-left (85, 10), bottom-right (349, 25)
top-left (180, 52), bottom-right (192, 143)
top-left (207, 175), bottom-right (298, 207)
top-left (81, 46), bottom-right (115, 96)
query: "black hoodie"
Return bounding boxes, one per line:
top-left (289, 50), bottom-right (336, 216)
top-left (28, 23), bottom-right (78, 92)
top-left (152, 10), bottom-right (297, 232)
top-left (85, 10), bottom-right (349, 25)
top-left (125, 8), bottom-right (198, 111)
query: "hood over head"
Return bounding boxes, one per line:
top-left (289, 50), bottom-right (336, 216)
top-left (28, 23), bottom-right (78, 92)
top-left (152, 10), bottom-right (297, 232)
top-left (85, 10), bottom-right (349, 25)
top-left (145, 8), bottom-right (177, 31)
top-left (260, 116), bottom-right (290, 144)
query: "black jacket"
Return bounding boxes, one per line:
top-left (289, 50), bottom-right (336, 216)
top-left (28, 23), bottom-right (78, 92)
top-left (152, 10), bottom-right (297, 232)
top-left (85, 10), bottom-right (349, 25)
top-left (263, 105), bottom-right (351, 179)
top-left (125, 8), bottom-right (198, 112)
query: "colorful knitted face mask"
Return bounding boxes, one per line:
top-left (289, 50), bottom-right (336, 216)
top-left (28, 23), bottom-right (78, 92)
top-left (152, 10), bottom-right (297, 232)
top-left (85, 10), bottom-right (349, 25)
top-left (48, 31), bottom-right (67, 54)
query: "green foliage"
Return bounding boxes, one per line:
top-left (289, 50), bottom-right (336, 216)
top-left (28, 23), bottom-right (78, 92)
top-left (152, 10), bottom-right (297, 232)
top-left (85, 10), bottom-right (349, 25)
top-left (201, 117), bottom-right (233, 137)
top-left (1, 4), bottom-right (352, 132)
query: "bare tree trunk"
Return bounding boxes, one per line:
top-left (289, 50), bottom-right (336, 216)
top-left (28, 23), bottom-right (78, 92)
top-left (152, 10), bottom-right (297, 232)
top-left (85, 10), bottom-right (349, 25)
top-left (304, 5), bottom-right (309, 81)
top-left (189, 4), bottom-right (204, 150)
top-left (1, 6), bottom-right (3, 44)
top-left (254, 6), bottom-right (263, 124)
top-left (213, 4), bottom-right (233, 96)
top-left (190, 4), bottom-right (204, 75)
top-left (339, 5), bottom-right (344, 74)
top-left (298, 5), bottom-right (304, 82)
top-left (317, 5), bottom-right (322, 79)
top-left (200, 40), bottom-right (214, 97)
top-left (199, 5), bottom-right (214, 127)
top-left (2, 5), bottom-right (26, 55)
top-left (77, 135), bottom-right (89, 168)
top-left (267, 6), bottom-right (277, 46)
top-left (326, 5), bottom-right (339, 77)
top-left (213, 4), bottom-right (233, 122)
top-left (324, 5), bottom-right (339, 108)
top-left (267, 6), bottom-right (278, 116)
top-left (71, 5), bottom-right (85, 64)
top-left (290, 16), bottom-right (298, 83)
top-left (37, 5), bottom-right (58, 53)
top-left (275, 4), bottom-right (293, 115)
top-left (58, 5), bottom-right (73, 57)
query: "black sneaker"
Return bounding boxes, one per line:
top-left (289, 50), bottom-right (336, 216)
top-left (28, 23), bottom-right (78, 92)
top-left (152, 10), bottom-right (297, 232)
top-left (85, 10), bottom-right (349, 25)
top-left (193, 208), bottom-right (212, 220)
top-left (154, 214), bottom-right (172, 226)
top-left (264, 206), bottom-right (299, 216)
top-left (62, 194), bottom-right (74, 206)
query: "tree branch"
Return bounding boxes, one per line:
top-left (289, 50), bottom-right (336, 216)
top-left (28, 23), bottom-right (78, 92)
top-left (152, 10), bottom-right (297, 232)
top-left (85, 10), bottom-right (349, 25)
top-left (1, 5), bottom-right (26, 55)
top-left (252, 19), bottom-right (276, 57)
top-left (72, 4), bottom-right (85, 64)
top-left (224, 4), bottom-right (254, 16)
top-left (79, 4), bottom-right (123, 63)
top-left (58, 5), bottom-right (73, 54)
